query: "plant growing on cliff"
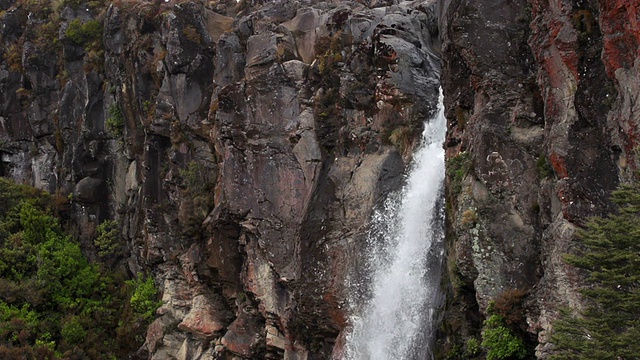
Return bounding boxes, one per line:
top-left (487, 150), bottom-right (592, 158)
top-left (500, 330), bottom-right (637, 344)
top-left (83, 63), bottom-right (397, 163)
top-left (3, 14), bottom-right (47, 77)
top-left (536, 155), bottom-right (553, 179)
top-left (106, 104), bottom-right (125, 137)
top-left (447, 151), bottom-right (472, 196)
top-left (126, 275), bottom-right (161, 321)
top-left (94, 219), bottom-right (121, 259)
top-left (549, 184), bottom-right (640, 359)
top-left (65, 19), bottom-right (102, 47)
top-left (389, 126), bottom-right (414, 154)
top-left (480, 292), bottom-right (530, 360)
top-left (0, 178), bottom-right (149, 357)
top-left (178, 161), bottom-right (216, 236)
top-left (4, 42), bottom-right (23, 73)
top-left (481, 309), bottom-right (527, 360)
top-left (182, 24), bottom-right (201, 44)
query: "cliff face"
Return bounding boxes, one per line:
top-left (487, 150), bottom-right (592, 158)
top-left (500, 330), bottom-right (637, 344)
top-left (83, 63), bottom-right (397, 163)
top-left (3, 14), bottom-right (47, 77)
top-left (440, 0), bottom-right (640, 357)
top-left (0, 0), bottom-right (440, 358)
top-left (3, 0), bottom-right (637, 357)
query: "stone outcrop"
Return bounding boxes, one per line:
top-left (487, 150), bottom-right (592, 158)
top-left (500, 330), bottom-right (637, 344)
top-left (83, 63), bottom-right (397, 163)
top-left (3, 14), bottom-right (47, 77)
top-left (4, 0), bottom-right (636, 357)
top-left (439, 0), bottom-right (640, 357)
top-left (0, 0), bottom-right (440, 358)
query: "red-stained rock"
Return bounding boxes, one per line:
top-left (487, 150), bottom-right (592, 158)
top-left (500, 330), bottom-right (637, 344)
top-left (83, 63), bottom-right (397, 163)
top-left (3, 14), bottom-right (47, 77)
top-left (441, 0), bottom-right (626, 357)
top-left (548, 152), bottom-right (568, 179)
top-left (220, 310), bottom-right (264, 357)
top-left (599, 1), bottom-right (640, 78)
top-left (177, 295), bottom-right (227, 339)
top-left (144, 318), bottom-right (166, 355)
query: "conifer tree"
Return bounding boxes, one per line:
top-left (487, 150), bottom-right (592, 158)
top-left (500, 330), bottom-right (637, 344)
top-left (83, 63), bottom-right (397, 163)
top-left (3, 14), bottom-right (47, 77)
top-left (550, 184), bottom-right (640, 359)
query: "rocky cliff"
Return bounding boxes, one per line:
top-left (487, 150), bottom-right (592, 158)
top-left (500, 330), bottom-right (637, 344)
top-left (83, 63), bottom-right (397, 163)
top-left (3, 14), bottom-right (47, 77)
top-left (3, 0), bottom-right (638, 358)
top-left (1, 0), bottom-right (441, 358)
top-left (439, 0), bottom-right (640, 357)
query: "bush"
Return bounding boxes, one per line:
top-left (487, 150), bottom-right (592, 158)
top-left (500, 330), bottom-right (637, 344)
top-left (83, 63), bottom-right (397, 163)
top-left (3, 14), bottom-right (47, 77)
top-left (536, 155), bottom-right (553, 179)
top-left (93, 219), bottom-right (120, 259)
top-left (106, 104), bottom-right (125, 137)
top-left (60, 317), bottom-right (86, 345)
top-left (3, 43), bottom-right (23, 73)
top-left (447, 151), bottom-right (472, 196)
top-left (481, 314), bottom-right (527, 360)
top-left (65, 19), bottom-right (102, 46)
top-left (0, 178), bottom-right (146, 357)
top-left (460, 209), bottom-right (477, 228)
top-left (388, 126), bottom-right (414, 154)
top-left (493, 288), bottom-right (527, 333)
top-left (127, 275), bottom-right (161, 321)
top-left (465, 337), bottom-right (481, 357)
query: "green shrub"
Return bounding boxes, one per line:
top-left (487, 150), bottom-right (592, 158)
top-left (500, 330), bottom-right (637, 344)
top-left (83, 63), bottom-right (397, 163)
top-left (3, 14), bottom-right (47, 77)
top-left (0, 178), bottom-right (146, 356)
top-left (65, 19), bottom-right (103, 46)
top-left (465, 337), bottom-right (481, 357)
top-left (388, 126), bottom-right (414, 154)
top-left (106, 104), bottom-right (125, 137)
top-left (94, 219), bottom-right (120, 259)
top-left (127, 275), bottom-right (161, 321)
top-left (60, 317), bottom-right (86, 344)
top-left (481, 314), bottom-right (527, 360)
top-left (3, 42), bottom-right (23, 73)
top-left (447, 151), bottom-right (472, 196)
top-left (536, 155), bottom-right (553, 179)
top-left (65, 19), bottom-right (85, 45)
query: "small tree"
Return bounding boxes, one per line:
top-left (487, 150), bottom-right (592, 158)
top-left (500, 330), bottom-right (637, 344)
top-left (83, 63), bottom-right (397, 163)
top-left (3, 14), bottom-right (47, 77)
top-left (93, 219), bottom-right (121, 259)
top-left (550, 184), bottom-right (640, 359)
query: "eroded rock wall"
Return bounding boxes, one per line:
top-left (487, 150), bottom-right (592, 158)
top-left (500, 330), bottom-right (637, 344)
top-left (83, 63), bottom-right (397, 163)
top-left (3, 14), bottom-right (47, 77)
top-left (0, 0), bottom-right (441, 358)
top-left (439, 0), bottom-right (640, 357)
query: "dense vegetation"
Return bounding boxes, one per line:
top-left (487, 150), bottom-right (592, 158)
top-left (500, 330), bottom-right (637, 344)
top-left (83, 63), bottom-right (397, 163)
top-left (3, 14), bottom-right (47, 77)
top-left (0, 178), bottom-right (159, 359)
top-left (550, 184), bottom-right (640, 359)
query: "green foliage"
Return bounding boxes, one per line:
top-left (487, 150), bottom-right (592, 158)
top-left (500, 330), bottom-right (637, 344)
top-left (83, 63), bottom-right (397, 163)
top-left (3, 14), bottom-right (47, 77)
top-left (536, 155), bottom-right (553, 179)
top-left (481, 314), bottom-right (527, 360)
top-left (550, 183), bottom-right (640, 359)
top-left (0, 177), bottom-right (149, 357)
top-left (178, 161), bottom-right (216, 235)
top-left (59, 0), bottom-right (82, 10)
top-left (464, 337), bottom-right (481, 357)
top-left (3, 42), bottom-right (23, 73)
top-left (65, 19), bottom-right (102, 46)
top-left (180, 161), bottom-right (213, 193)
top-left (60, 317), bottom-right (86, 345)
top-left (388, 126), bottom-right (414, 154)
top-left (127, 275), bottom-right (161, 321)
top-left (106, 104), bottom-right (125, 137)
top-left (312, 33), bottom-right (345, 126)
top-left (447, 151), bottom-right (472, 196)
top-left (492, 288), bottom-right (528, 333)
top-left (94, 219), bottom-right (121, 259)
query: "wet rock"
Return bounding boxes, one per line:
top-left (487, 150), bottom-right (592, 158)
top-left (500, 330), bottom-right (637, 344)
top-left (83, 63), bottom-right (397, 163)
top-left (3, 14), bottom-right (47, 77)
top-left (440, 0), bottom-right (639, 357)
top-left (0, 1), bottom-right (441, 358)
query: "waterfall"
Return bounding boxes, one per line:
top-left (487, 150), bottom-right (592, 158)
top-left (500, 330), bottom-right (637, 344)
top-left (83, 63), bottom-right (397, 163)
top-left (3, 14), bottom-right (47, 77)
top-left (344, 89), bottom-right (447, 360)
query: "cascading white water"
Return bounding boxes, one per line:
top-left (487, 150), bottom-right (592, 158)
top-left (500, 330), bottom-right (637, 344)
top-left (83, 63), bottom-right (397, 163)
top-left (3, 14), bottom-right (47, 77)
top-left (344, 89), bottom-right (447, 360)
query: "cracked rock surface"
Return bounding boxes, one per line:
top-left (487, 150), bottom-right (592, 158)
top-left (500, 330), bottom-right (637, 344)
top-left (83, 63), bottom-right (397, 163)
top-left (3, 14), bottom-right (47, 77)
top-left (0, 0), bottom-right (440, 358)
